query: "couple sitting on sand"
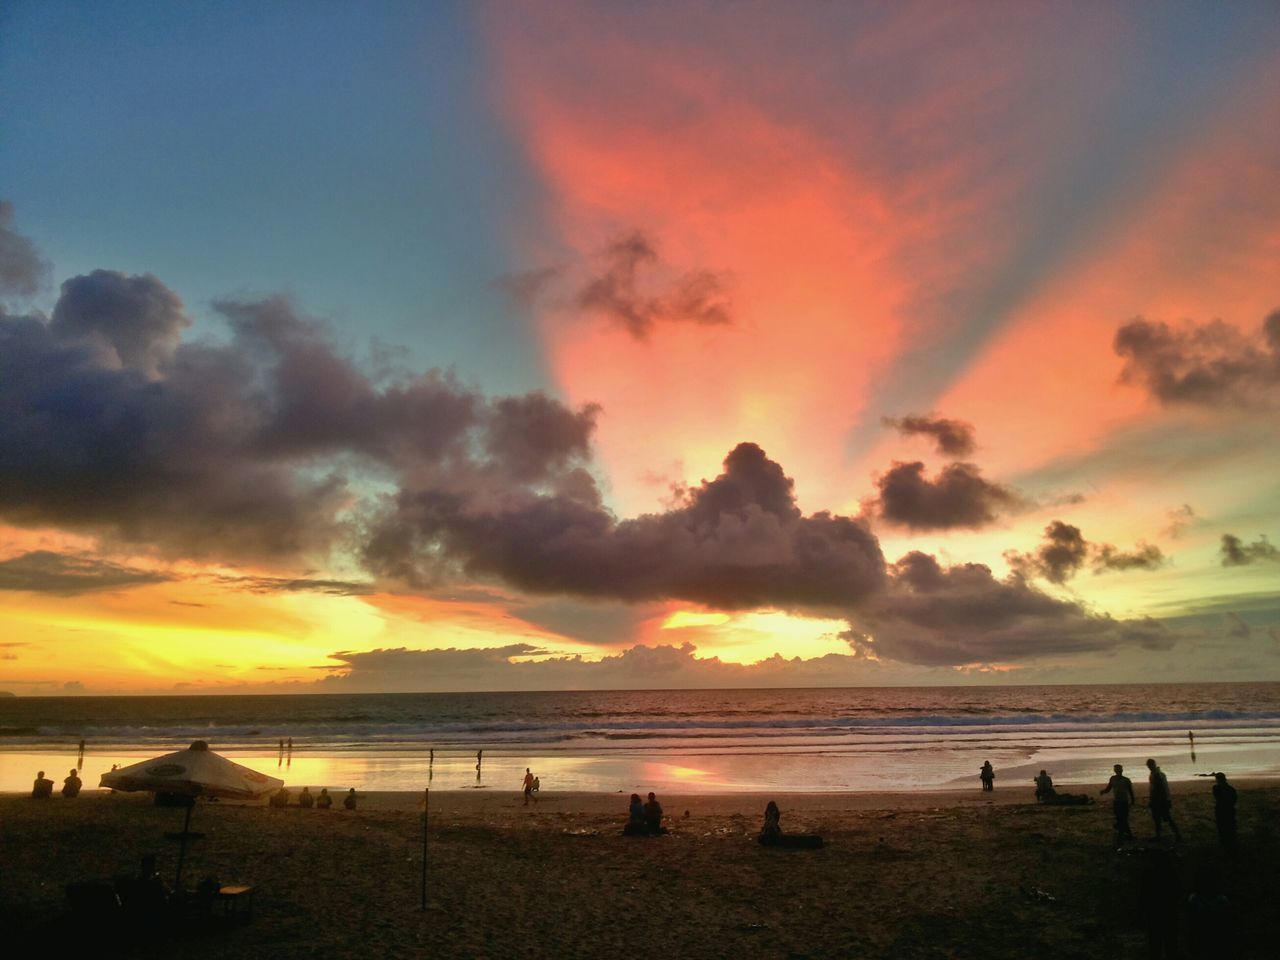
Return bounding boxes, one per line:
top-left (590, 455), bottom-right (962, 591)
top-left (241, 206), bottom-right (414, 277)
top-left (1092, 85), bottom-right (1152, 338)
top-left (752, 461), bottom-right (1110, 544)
top-left (623, 792), bottom-right (668, 835)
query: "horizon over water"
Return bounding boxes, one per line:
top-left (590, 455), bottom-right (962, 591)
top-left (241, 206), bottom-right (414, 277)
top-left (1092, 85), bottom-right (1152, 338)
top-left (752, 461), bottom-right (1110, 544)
top-left (2, 682), bottom-right (1278, 795)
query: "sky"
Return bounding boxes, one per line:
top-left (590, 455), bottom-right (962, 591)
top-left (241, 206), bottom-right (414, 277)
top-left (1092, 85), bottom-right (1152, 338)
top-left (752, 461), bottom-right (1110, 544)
top-left (0, 0), bottom-right (1277, 695)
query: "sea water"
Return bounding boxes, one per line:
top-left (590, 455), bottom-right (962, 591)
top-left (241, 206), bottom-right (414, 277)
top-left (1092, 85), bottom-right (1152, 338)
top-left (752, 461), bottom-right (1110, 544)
top-left (2, 683), bottom-right (1278, 794)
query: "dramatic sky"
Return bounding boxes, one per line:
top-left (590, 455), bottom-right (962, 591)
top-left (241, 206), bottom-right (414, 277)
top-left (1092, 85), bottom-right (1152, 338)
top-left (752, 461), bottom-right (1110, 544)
top-left (1, 1), bottom-right (1277, 695)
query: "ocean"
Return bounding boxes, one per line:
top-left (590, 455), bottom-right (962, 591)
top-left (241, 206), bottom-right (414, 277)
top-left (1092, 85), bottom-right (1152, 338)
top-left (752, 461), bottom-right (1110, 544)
top-left (2, 683), bottom-right (1278, 795)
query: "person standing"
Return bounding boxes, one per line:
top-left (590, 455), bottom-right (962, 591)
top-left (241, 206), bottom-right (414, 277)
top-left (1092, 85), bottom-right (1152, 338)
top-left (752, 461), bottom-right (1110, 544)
top-left (1100, 763), bottom-right (1135, 842)
top-left (1212, 772), bottom-right (1238, 853)
top-left (522, 767), bottom-right (537, 805)
top-left (1145, 758), bottom-right (1181, 842)
top-left (979, 761), bottom-right (995, 792)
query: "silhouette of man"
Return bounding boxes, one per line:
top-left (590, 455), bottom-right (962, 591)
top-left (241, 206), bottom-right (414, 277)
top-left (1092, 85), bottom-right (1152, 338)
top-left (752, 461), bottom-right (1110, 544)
top-left (1212, 772), bottom-right (1237, 853)
top-left (1034, 769), bottom-right (1055, 802)
top-left (522, 768), bottom-right (536, 805)
top-left (32, 770), bottom-right (54, 799)
top-left (1146, 758), bottom-right (1181, 842)
top-left (1100, 763), bottom-right (1135, 842)
top-left (979, 761), bottom-right (995, 792)
top-left (62, 768), bottom-right (82, 798)
top-left (643, 792), bottom-right (664, 833)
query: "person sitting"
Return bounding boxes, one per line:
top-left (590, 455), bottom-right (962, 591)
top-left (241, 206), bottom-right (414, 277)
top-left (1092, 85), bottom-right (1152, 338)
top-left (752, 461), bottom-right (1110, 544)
top-left (642, 792), bottom-right (667, 834)
top-left (32, 770), bottom-right (54, 799)
top-left (761, 800), bottom-right (782, 840)
top-left (343, 788), bottom-right (357, 810)
top-left (1034, 770), bottom-right (1056, 802)
top-left (622, 793), bottom-right (647, 835)
top-left (298, 786), bottom-right (314, 809)
top-left (316, 787), bottom-right (333, 809)
top-left (62, 768), bottom-right (82, 798)
top-left (758, 800), bottom-right (824, 848)
top-left (270, 785), bottom-right (290, 808)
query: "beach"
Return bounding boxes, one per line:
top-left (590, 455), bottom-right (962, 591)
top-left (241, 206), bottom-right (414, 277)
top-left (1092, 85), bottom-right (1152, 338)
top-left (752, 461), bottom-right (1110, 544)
top-left (3, 781), bottom-right (1277, 959)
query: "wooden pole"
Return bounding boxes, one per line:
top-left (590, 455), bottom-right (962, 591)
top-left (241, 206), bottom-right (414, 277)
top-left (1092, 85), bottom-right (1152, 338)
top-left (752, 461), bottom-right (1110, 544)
top-left (175, 797), bottom-right (194, 890)
top-left (420, 787), bottom-right (429, 911)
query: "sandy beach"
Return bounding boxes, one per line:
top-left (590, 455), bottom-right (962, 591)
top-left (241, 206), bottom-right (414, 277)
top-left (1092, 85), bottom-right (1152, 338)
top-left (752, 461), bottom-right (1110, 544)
top-left (2, 779), bottom-right (1276, 958)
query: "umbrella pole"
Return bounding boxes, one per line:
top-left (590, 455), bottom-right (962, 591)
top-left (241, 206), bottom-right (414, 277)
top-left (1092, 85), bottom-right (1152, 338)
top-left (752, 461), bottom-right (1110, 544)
top-left (175, 799), bottom-right (193, 890)
top-left (420, 787), bottom-right (429, 911)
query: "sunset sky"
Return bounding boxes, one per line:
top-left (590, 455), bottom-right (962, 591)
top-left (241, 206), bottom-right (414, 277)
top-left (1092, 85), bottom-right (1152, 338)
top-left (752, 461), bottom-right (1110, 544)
top-left (1, 1), bottom-right (1277, 694)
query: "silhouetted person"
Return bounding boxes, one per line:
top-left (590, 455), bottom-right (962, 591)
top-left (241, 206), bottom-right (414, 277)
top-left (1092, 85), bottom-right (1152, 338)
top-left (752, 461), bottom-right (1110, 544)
top-left (475, 749), bottom-right (483, 783)
top-left (343, 787), bottom-right (357, 810)
top-left (1187, 861), bottom-right (1237, 959)
top-left (1100, 763), bottom-right (1136, 842)
top-left (77, 738), bottom-right (86, 768)
top-left (316, 787), bottom-right (333, 809)
top-left (522, 768), bottom-right (536, 805)
top-left (428, 748), bottom-right (434, 783)
top-left (1140, 847), bottom-right (1180, 960)
top-left (979, 761), bottom-right (995, 792)
top-left (270, 785), bottom-right (290, 808)
top-left (298, 786), bottom-right (314, 809)
top-left (32, 770), bottom-right (53, 799)
top-left (1034, 769), bottom-right (1056, 802)
top-left (62, 768), bottom-right (82, 798)
top-left (1146, 759), bottom-right (1181, 841)
top-left (623, 793), bottom-right (646, 835)
top-left (761, 800), bottom-right (781, 840)
top-left (643, 792), bottom-right (666, 834)
top-left (1212, 772), bottom-right (1237, 853)
top-left (278, 738), bottom-right (285, 765)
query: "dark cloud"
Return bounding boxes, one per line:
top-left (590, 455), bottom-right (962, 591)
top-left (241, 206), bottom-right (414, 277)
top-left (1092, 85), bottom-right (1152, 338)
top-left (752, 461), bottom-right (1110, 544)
top-left (0, 201), bottom-right (49, 300)
top-left (1115, 310), bottom-right (1280, 408)
top-left (1006, 522), bottom-right (1166, 583)
top-left (574, 231), bottom-right (733, 340)
top-left (882, 414), bottom-right (976, 456)
top-left (50, 270), bottom-right (190, 377)
top-left (0, 277), bottom-right (599, 563)
top-left (873, 461), bottom-right (1023, 530)
top-left (847, 551), bottom-right (1173, 666)
top-left (0, 551), bottom-right (171, 595)
top-left (1092, 542), bottom-right (1165, 573)
top-left (210, 573), bottom-right (374, 596)
top-left (1220, 533), bottom-right (1279, 566)
top-left (509, 597), bottom-right (661, 646)
top-left (363, 442), bottom-right (886, 614)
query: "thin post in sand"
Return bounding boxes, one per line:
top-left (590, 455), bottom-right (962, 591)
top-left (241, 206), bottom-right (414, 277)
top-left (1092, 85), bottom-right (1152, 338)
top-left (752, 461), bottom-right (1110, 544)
top-left (420, 786), bottom-right (429, 911)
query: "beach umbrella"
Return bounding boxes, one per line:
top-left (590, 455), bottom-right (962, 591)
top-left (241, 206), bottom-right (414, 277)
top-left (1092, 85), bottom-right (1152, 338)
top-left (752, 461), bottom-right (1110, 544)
top-left (100, 740), bottom-right (283, 886)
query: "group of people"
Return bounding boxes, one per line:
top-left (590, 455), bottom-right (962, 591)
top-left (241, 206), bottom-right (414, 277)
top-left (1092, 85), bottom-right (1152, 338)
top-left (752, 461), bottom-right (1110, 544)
top-left (623, 791), bottom-right (668, 835)
top-left (31, 768), bottom-right (80, 799)
top-left (977, 756), bottom-right (1238, 849)
top-left (270, 785), bottom-right (358, 810)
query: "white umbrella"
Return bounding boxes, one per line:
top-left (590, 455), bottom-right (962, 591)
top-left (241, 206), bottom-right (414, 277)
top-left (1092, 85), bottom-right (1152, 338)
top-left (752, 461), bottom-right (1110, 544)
top-left (100, 740), bottom-right (283, 886)
top-left (101, 740), bottom-right (282, 800)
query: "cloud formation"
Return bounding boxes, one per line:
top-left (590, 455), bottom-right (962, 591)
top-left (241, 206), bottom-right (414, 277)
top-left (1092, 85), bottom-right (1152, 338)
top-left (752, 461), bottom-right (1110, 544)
top-left (847, 552), bottom-right (1172, 666)
top-left (363, 441), bottom-right (887, 614)
top-left (1220, 534), bottom-right (1279, 566)
top-left (0, 201), bottom-right (48, 300)
top-left (0, 274), bottom-right (600, 563)
top-left (1115, 310), bottom-right (1280, 408)
top-left (1005, 521), bottom-right (1166, 584)
top-left (872, 461), bottom-right (1023, 530)
top-left (0, 550), bottom-right (171, 595)
top-left (574, 232), bottom-right (733, 339)
top-left (882, 414), bottom-right (976, 456)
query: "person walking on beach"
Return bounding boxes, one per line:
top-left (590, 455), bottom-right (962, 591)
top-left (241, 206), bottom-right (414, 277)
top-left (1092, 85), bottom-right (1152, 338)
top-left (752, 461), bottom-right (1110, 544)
top-left (475, 749), bottom-right (483, 783)
top-left (1100, 763), bottom-right (1135, 842)
top-left (77, 739), bottom-right (86, 769)
top-left (1146, 759), bottom-right (1181, 842)
top-left (1212, 772), bottom-right (1238, 853)
top-left (979, 761), bottom-right (995, 792)
top-left (522, 767), bottom-right (537, 805)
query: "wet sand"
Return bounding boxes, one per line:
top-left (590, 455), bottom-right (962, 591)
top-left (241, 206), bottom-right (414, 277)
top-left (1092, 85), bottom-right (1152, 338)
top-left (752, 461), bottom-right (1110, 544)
top-left (3, 781), bottom-right (1277, 958)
